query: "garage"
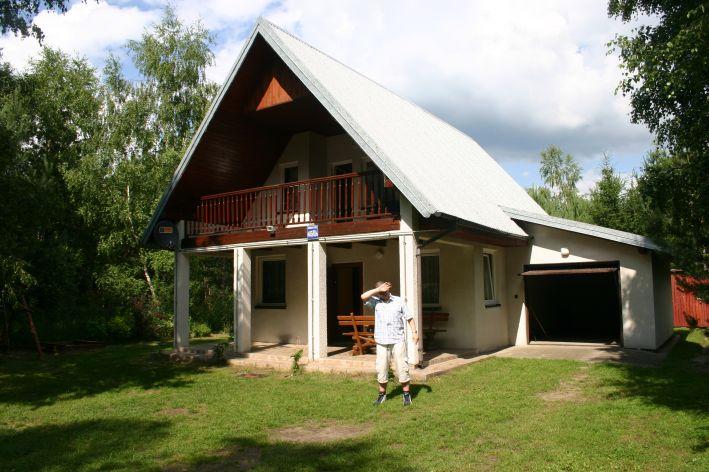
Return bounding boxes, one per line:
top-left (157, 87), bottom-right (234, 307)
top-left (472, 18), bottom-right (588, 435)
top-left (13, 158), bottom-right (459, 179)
top-left (523, 261), bottom-right (623, 345)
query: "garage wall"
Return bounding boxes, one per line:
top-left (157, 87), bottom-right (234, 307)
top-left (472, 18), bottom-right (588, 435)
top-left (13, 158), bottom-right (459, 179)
top-left (652, 253), bottom-right (674, 347)
top-left (515, 222), bottom-right (659, 349)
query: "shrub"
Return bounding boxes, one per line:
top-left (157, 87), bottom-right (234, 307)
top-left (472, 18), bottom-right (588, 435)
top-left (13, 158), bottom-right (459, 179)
top-left (190, 321), bottom-right (211, 338)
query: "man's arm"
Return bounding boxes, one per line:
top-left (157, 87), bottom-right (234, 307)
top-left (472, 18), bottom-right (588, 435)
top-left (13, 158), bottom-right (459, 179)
top-left (407, 316), bottom-right (419, 344)
top-left (360, 282), bottom-right (391, 301)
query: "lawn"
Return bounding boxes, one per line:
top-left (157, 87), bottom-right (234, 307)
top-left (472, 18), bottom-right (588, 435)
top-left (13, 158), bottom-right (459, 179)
top-left (1, 330), bottom-right (707, 471)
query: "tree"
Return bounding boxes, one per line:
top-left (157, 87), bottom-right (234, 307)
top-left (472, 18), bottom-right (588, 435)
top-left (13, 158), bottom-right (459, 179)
top-left (529, 145), bottom-right (591, 222)
top-left (0, 48), bottom-right (101, 345)
top-left (609, 0), bottom-right (708, 295)
top-left (67, 7), bottom-right (219, 337)
top-left (589, 154), bottom-right (625, 230)
top-left (0, 1), bottom-right (77, 42)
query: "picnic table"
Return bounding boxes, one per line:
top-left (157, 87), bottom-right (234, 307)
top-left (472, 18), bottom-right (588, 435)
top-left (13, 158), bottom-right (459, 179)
top-left (337, 314), bottom-right (375, 355)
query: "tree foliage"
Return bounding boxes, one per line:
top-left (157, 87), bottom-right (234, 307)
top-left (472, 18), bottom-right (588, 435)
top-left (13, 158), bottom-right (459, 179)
top-left (0, 0), bottom-right (76, 42)
top-left (1, 7), bottom-right (229, 344)
top-left (609, 0), bottom-right (708, 295)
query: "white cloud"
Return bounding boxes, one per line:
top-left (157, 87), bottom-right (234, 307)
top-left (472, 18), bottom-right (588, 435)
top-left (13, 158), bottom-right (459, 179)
top-left (0, 0), bottom-right (654, 179)
top-left (0, 1), bottom-right (158, 71)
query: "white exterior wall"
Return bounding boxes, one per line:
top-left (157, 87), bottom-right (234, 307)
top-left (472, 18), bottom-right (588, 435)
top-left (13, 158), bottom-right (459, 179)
top-left (419, 241), bottom-right (509, 351)
top-left (263, 132), bottom-right (369, 186)
top-left (509, 222), bottom-right (664, 350)
top-left (251, 246), bottom-right (308, 344)
top-left (652, 253), bottom-right (674, 348)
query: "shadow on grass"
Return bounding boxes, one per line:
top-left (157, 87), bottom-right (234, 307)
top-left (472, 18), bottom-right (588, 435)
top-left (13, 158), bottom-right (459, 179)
top-left (168, 436), bottom-right (412, 472)
top-left (0, 418), bottom-right (171, 471)
top-left (389, 383), bottom-right (433, 399)
top-left (597, 330), bottom-right (708, 452)
top-left (0, 343), bottom-right (215, 407)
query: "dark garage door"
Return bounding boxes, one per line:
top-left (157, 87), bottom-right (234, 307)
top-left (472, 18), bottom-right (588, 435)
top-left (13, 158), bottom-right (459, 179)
top-left (523, 261), bottom-right (622, 345)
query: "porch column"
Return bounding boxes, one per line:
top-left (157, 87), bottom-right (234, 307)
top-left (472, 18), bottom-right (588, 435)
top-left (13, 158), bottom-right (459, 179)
top-left (399, 234), bottom-right (422, 364)
top-left (234, 247), bottom-right (252, 353)
top-left (174, 250), bottom-right (190, 350)
top-left (307, 241), bottom-right (327, 360)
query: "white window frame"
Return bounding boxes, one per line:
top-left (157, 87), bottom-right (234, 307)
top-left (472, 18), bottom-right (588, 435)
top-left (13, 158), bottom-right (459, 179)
top-left (421, 249), bottom-right (441, 308)
top-left (482, 252), bottom-right (499, 307)
top-left (256, 254), bottom-right (287, 308)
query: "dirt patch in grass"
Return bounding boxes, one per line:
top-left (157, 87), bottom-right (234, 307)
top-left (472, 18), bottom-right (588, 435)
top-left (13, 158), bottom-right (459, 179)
top-left (237, 372), bottom-right (268, 379)
top-left (164, 445), bottom-right (261, 471)
top-left (537, 368), bottom-right (590, 403)
top-left (270, 420), bottom-right (372, 443)
top-left (159, 407), bottom-right (191, 417)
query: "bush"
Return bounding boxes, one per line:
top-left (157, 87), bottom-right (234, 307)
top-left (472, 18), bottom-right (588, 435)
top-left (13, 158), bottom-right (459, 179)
top-left (190, 321), bottom-right (211, 338)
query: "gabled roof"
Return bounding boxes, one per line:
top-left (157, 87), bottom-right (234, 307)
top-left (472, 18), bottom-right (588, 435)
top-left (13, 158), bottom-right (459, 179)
top-left (502, 206), bottom-right (661, 251)
top-left (143, 18), bottom-right (548, 245)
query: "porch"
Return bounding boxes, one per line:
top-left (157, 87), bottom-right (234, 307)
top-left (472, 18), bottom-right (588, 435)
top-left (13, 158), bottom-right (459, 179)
top-left (178, 342), bottom-right (488, 381)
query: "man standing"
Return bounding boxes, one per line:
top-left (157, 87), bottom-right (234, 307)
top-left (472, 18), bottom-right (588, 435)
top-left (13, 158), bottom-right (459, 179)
top-left (361, 281), bottom-right (419, 406)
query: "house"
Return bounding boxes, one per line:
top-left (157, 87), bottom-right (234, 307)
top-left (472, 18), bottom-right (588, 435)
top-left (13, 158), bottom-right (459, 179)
top-left (142, 18), bottom-right (673, 367)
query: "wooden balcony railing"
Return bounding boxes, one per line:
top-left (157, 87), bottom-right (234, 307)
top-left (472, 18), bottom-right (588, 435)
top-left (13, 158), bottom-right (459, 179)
top-left (186, 171), bottom-right (398, 237)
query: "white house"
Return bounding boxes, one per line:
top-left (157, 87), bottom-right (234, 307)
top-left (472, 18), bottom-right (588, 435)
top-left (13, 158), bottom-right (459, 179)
top-left (142, 18), bottom-right (673, 366)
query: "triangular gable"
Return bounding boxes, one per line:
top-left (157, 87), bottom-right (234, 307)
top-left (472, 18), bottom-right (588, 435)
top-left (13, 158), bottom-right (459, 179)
top-left (143, 18), bottom-right (544, 245)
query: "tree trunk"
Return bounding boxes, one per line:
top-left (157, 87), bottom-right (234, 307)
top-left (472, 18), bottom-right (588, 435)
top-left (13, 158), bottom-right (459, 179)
top-left (1, 306), bottom-right (10, 353)
top-left (20, 294), bottom-right (43, 360)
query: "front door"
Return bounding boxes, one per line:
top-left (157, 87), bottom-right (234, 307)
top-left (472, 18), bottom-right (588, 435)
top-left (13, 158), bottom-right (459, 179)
top-left (327, 262), bottom-right (363, 345)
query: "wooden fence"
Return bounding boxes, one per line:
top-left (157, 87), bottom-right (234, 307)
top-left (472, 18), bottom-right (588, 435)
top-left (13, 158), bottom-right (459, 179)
top-left (672, 273), bottom-right (709, 327)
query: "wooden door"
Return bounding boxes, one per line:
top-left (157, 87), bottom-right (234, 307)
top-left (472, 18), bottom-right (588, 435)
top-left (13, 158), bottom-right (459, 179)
top-left (327, 262), bottom-right (363, 345)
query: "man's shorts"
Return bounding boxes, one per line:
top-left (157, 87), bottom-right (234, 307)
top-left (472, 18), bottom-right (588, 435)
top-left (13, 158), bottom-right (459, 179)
top-left (375, 341), bottom-right (410, 384)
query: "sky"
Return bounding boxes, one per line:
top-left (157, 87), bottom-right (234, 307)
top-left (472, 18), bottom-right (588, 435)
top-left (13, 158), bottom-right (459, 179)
top-left (0, 0), bottom-right (655, 193)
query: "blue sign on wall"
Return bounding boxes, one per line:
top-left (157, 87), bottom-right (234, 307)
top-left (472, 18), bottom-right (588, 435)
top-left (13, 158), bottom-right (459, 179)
top-left (306, 224), bottom-right (319, 240)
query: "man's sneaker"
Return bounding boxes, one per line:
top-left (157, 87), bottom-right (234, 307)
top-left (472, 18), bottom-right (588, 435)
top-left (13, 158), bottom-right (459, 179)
top-left (403, 391), bottom-right (412, 406)
top-left (374, 393), bottom-right (387, 405)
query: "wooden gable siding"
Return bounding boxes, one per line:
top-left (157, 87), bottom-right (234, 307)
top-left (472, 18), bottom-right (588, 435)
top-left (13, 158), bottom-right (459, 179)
top-left (248, 63), bottom-right (308, 111)
top-left (160, 35), bottom-right (342, 220)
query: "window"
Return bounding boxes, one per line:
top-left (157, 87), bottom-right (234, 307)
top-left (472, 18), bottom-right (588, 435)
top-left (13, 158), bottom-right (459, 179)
top-left (483, 253), bottom-right (497, 306)
top-left (283, 165), bottom-right (299, 183)
top-left (421, 253), bottom-right (440, 306)
top-left (259, 256), bottom-right (286, 306)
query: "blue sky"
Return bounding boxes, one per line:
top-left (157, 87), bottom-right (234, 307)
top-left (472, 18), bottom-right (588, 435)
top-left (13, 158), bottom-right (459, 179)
top-left (0, 0), bottom-right (655, 191)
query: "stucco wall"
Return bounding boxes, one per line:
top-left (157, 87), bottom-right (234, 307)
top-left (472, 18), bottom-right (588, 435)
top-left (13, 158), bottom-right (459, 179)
top-left (263, 132), bottom-right (369, 186)
top-left (512, 222), bottom-right (660, 350)
top-left (328, 239), bottom-right (399, 294)
top-left (251, 246), bottom-right (308, 344)
top-left (420, 241), bottom-right (509, 351)
top-left (652, 253), bottom-right (674, 347)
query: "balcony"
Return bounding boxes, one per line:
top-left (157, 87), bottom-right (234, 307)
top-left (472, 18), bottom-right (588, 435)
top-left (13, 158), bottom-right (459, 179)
top-left (186, 171), bottom-right (399, 238)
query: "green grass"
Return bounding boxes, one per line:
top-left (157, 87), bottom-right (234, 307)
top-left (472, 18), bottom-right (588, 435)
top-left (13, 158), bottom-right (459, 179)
top-left (1, 330), bottom-right (707, 471)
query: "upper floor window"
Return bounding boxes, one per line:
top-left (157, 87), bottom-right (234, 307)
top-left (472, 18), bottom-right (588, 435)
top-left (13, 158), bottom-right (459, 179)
top-left (421, 253), bottom-right (440, 307)
top-left (283, 165), bottom-right (299, 183)
top-left (483, 253), bottom-right (497, 306)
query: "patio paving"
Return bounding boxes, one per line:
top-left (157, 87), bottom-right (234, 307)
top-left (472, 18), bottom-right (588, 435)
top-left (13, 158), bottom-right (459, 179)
top-left (492, 337), bottom-right (679, 367)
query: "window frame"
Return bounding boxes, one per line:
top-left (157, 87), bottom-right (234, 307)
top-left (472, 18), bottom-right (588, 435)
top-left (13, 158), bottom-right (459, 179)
top-left (421, 249), bottom-right (441, 308)
top-left (482, 252), bottom-right (499, 307)
top-left (256, 254), bottom-right (287, 308)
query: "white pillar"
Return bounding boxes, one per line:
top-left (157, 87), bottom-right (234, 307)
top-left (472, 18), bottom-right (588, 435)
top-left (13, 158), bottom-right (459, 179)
top-left (307, 241), bottom-right (327, 360)
top-left (174, 250), bottom-right (190, 350)
top-left (234, 247), bottom-right (252, 353)
top-left (399, 234), bottom-right (422, 364)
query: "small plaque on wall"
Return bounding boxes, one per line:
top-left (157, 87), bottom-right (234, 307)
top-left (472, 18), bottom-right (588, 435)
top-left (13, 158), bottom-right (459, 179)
top-left (306, 224), bottom-right (319, 240)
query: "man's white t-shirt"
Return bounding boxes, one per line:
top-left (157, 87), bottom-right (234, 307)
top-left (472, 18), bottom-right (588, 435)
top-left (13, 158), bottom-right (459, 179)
top-left (365, 295), bottom-right (412, 344)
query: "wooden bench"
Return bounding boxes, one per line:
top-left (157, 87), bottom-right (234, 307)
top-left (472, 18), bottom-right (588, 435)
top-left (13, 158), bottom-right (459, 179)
top-left (337, 314), bottom-right (376, 356)
top-left (422, 312), bottom-right (449, 350)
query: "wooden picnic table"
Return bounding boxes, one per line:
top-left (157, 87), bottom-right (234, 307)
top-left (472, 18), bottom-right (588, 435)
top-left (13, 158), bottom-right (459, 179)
top-left (422, 312), bottom-right (449, 350)
top-left (337, 314), bottom-right (375, 355)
